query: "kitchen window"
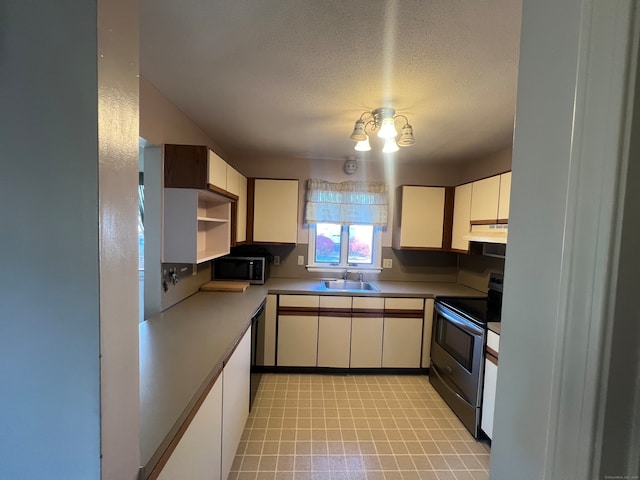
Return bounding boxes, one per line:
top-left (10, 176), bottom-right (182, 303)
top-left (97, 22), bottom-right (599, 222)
top-left (307, 223), bottom-right (382, 271)
top-left (304, 179), bottom-right (387, 272)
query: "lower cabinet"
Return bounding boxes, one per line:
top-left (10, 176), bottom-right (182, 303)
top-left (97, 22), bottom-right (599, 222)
top-left (382, 298), bottom-right (425, 368)
top-left (222, 328), bottom-right (251, 480)
top-left (156, 327), bottom-right (251, 480)
top-left (277, 295), bottom-right (319, 367)
top-left (350, 297), bottom-right (384, 368)
top-left (481, 329), bottom-right (500, 440)
top-left (157, 375), bottom-right (223, 480)
top-left (275, 294), bottom-right (427, 370)
top-left (317, 296), bottom-right (352, 368)
top-left (278, 314), bottom-right (319, 366)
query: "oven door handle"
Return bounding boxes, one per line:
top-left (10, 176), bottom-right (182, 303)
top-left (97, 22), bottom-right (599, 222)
top-left (435, 304), bottom-right (484, 336)
top-left (431, 363), bottom-right (475, 406)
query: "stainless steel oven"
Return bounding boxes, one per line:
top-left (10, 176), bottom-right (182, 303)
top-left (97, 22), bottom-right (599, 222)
top-left (430, 273), bottom-right (503, 438)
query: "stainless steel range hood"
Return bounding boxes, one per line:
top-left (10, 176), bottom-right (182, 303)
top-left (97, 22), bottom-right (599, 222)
top-left (464, 224), bottom-right (508, 244)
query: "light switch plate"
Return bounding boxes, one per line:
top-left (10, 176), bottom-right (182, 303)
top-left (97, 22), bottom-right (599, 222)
top-left (383, 258), bottom-right (393, 269)
top-left (297, 255), bottom-right (305, 266)
top-left (273, 256), bottom-right (281, 266)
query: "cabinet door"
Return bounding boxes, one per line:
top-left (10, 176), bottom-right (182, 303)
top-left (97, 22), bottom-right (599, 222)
top-left (382, 317), bottom-right (424, 368)
top-left (394, 186), bottom-right (446, 249)
top-left (317, 296), bottom-right (351, 368)
top-left (481, 356), bottom-right (498, 440)
top-left (222, 328), bottom-right (252, 480)
top-left (350, 297), bottom-right (384, 368)
top-left (350, 316), bottom-right (383, 368)
top-left (498, 171), bottom-right (512, 221)
top-left (208, 150), bottom-right (227, 191)
top-left (252, 179), bottom-right (299, 243)
top-left (227, 166), bottom-right (248, 244)
top-left (317, 316), bottom-right (351, 367)
top-left (277, 314), bottom-right (318, 366)
top-left (157, 375), bottom-right (223, 480)
top-left (470, 175), bottom-right (501, 222)
top-left (451, 183), bottom-right (472, 251)
top-left (383, 298), bottom-right (424, 368)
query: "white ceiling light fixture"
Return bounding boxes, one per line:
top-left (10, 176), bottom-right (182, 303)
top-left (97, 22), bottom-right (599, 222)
top-left (349, 107), bottom-right (415, 153)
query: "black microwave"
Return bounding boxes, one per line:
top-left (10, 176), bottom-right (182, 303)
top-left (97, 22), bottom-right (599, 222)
top-left (213, 256), bottom-right (269, 284)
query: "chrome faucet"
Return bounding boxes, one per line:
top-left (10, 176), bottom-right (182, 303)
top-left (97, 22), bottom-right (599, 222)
top-left (343, 269), bottom-right (350, 281)
top-left (358, 272), bottom-right (364, 282)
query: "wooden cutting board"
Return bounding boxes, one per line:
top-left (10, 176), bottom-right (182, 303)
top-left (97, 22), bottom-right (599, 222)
top-left (200, 280), bottom-right (250, 292)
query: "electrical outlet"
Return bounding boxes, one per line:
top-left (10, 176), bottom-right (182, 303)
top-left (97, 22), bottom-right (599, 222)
top-left (273, 255), bottom-right (281, 266)
top-left (383, 258), bottom-right (393, 269)
top-left (297, 255), bottom-right (305, 266)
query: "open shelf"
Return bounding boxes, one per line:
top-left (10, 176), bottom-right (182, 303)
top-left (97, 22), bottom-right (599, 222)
top-left (164, 188), bottom-right (232, 264)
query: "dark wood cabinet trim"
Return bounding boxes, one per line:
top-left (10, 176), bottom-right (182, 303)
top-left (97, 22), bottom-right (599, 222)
top-left (206, 183), bottom-right (238, 201)
top-left (278, 306), bottom-right (319, 317)
top-left (442, 186), bottom-right (454, 251)
top-left (351, 309), bottom-right (385, 317)
top-left (318, 309), bottom-right (351, 317)
top-left (164, 144), bottom-right (208, 189)
top-left (486, 347), bottom-right (499, 364)
top-left (471, 218), bottom-right (509, 226)
top-left (383, 309), bottom-right (425, 318)
top-left (246, 178), bottom-right (255, 243)
top-left (470, 219), bottom-right (499, 226)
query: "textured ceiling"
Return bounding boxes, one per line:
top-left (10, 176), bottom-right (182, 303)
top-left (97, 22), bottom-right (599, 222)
top-left (140, 0), bottom-right (522, 164)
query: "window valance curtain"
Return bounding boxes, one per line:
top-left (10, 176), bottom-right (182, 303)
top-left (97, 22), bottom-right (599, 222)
top-left (304, 179), bottom-right (388, 226)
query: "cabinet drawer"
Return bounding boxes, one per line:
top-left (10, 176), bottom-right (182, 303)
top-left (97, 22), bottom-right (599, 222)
top-left (487, 330), bottom-right (500, 354)
top-left (352, 297), bottom-right (384, 310)
top-left (385, 297), bottom-right (424, 312)
top-left (279, 295), bottom-right (319, 309)
top-left (319, 296), bottom-right (352, 309)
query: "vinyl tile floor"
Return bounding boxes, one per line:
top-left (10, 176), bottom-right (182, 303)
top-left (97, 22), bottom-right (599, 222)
top-left (229, 374), bottom-right (491, 480)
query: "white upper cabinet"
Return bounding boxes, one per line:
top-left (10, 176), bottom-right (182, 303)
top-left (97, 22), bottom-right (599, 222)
top-left (226, 165), bottom-right (247, 244)
top-left (207, 149), bottom-right (227, 192)
top-left (470, 175), bottom-right (501, 223)
top-left (163, 144), bottom-right (247, 261)
top-left (498, 171), bottom-right (512, 221)
top-left (451, 183), bottom-right (473, 251)
top-left (393, 185), bottom-right (446, 249)
top-left (250, 179), bottom-right (299, 244)
top-left (469, 172), bottom-right (512, 224)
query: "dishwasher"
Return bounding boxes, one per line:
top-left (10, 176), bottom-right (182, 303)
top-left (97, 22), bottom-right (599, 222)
top-left (250, 300), bottom-right (266, 410)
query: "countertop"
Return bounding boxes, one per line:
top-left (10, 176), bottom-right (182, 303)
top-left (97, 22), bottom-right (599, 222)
top-left (139, 278), bottom-right (483, 474)
top-left (488, 322), bottom-right (502, 335)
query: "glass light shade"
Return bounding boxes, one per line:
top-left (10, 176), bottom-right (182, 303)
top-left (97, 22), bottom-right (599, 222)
top-left (397, 124), bottom-right (415, 146)
top-left (377, 117), bottom-right (398, 139)
top-left (349, 120), bottom-right (367, 141)
top-left (382, 138), bottom-right (399, 153)
top-left (354, 135), bottom-right (371, 151)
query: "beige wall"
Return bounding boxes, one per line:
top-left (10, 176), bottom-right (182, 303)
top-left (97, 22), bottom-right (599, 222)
top-left (140, 75), bottom-right (223, 151)
top-left (232, 152), bottom-right (509, 248)
top-left (457, 254), bottom-right (505, 292)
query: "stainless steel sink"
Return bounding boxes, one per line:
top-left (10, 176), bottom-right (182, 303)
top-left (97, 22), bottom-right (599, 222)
top-left (321, 280), bottom-right (379, 292)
